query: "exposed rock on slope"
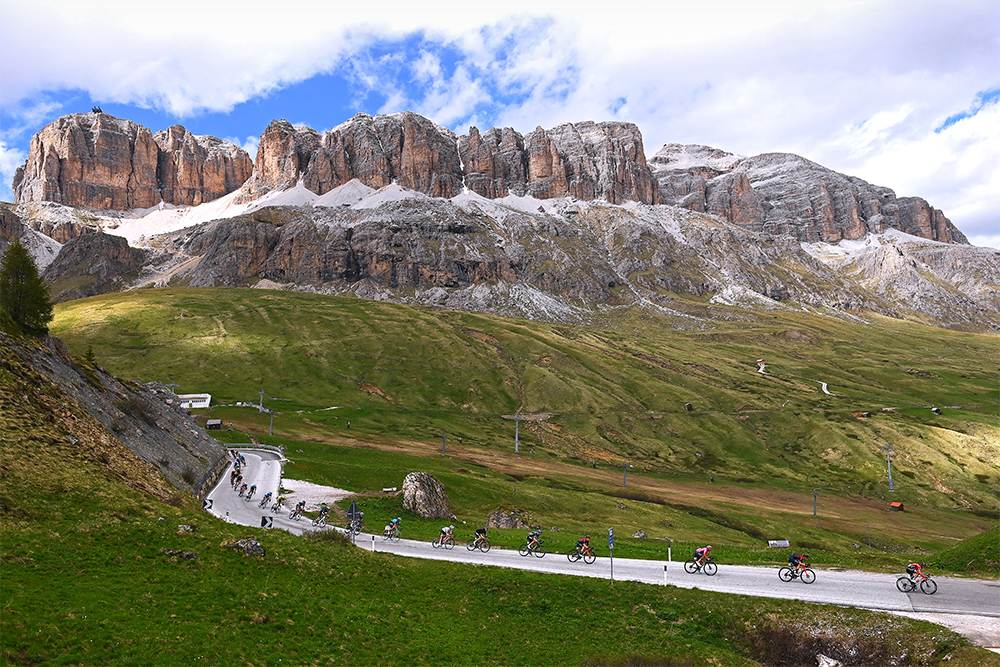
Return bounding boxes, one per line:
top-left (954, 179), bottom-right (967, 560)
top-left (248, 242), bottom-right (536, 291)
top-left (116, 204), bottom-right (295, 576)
top-left (13, 112), bottom-right (251, 210)
top-left (1, 330), bottom-right (227, 498)
top-left (42, 231), bottom-right (150, 302)
top-left (649, 144), bottom-right (967, 245)
top-left (0, 205), bottom-right (63, 270)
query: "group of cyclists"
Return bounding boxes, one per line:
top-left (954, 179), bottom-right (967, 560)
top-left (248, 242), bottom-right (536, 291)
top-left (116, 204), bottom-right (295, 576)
top-left (220, 453), bottom-right (933, 592)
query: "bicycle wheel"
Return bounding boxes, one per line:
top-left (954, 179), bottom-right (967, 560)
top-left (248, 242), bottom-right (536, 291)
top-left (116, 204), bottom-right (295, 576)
top-left (390, 531), bottom-right (400, 543)
top-left (584, 552), bottom-right (596, 564)
top-left (704, 561), bottom-right (718, 576)
top-left (778, 567), bottom-right (794, 582)
top-left (534, 544), bottom-right (546, 558)
top-left (920, 577), bottom-right (937, 595)
top-left (519, 544), bottom-right (530, 557)
top-left (684, 560), bottom-right (699, 574)
top-left (801, 568), bottom-right (816, 584)
top-left (433, 537), bottom-right (442, 549)
top-left (467, 539), bottom-right (477, 551)
top-left (567, 551), bottom-right (581, 562)
top-left (481, 539), bottom-right (491, 553)
top-left (896, 577), bottom-right (914, 593)
top-left (444, 537), bottom-right (455, 550)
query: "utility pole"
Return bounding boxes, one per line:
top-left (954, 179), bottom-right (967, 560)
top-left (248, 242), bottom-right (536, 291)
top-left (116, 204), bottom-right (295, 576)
top-left (623, 462), bottom-right (628, 488)
top-left (268, 409), bottom-right (274, 435)
top-left (442, 435), bottom-right (446, 455)
top-left (258, 389), bottom-right (264, 411)
top-left (881, 444), bottom-right (895, 491)
top-left (812, 489), bottom-right (820, 517)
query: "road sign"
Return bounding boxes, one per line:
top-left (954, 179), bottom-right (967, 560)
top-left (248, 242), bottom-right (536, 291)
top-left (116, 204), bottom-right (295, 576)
top-left (347, 500), bottom-right (361, 521)
top-left (261, 517), bottom-right (273, 528)
top-left (202, 499), bottom-right (213, 509)
top-left (608, 527), bottom-right (614, 550)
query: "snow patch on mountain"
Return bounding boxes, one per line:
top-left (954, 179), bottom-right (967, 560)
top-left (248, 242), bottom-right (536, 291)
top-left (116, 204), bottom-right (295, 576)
top-left (315, 179), bottom-right (375, 207)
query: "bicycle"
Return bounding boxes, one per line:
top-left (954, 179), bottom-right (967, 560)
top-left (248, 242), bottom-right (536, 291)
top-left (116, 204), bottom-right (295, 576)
top-left (346, 519), bottom-right (364, 536)
top-left (518, 538), bottom-right (546, 558)
top-left (467, 534), bottom-right (491, 552)
top-left (289, 507), bottom-right (304, 521)
top-left (258, 497), bottom-right (271, 509)
top-left (778, 562), bottom-right (816, 584)
top-left (312, 514), bottom-right (328, 527)
top-left (270, 501), bottom-right (284, 514)
top-left (684, 556), bottom-right (718, 576)
top-left (383, 525), bottom-right (401, 542)
top-left (567, 544), bottom-right (597, 564)
top-left (896, 572), bottom-right (937, 595)
top-left (432, 534), bottom-right (456, 550)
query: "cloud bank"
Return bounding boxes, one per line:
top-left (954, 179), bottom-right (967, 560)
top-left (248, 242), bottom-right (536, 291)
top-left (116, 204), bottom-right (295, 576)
top-left (1, 0), bottom-right (997, 246)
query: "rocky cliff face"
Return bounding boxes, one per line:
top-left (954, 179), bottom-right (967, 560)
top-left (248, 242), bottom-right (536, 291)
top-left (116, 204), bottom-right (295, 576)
top-left (13, 113), bottom-right (252, 210)
top-left (239, 114), bottom-right (659, 206)
top-left (238, 112), bottom-right (464, 202)
top-left (649, 144), bottom-right (968, 245)
top-left (42, 231), bottom-right (150, 302)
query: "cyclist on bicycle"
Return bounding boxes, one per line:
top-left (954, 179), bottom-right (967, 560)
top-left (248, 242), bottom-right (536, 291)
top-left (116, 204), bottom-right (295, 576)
top-left (246, 484), bottom-right (257, 500)
top-left (788, 553), bottom-right (809, 572)
top-left (439, 524), bottom-right (455, 540)
top-left (576, 535), bottom-right (591, 554)
top-left (527, 528), bottom-right (542, 547)
top-left (906, 562), bottom-right (925, 580)
top-left (695, 545), bottom-right (712, 563)
top-left (260, 491), bottom-right (273, 505)
top-left (238, 482), bottom-right (248, 496)
top-left (474, 525), bottom-right (488, 544)
top-left (318, 505), bottom-right (330, 519)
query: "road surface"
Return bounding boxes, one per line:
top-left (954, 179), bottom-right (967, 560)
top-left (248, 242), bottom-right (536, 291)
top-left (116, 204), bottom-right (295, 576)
top-left (205, 449), bottom-right (999, 643)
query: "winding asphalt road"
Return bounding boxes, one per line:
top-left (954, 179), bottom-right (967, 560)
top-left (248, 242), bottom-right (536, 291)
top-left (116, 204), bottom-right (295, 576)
top-left (205, 450), bottom-right (999, 627)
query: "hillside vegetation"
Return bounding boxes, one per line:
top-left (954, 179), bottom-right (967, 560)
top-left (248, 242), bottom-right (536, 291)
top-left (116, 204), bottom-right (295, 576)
top-left (1, 338), bottom-right (995, 666)
top-left (50, 288), bottom-right (998, 557)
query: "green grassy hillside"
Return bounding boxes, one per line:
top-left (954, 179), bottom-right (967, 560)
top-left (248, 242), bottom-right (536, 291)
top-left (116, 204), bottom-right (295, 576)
top-left (51, 288), bottom-right (1000, 516)
top-left (1, 339), bottom-right (994, 666)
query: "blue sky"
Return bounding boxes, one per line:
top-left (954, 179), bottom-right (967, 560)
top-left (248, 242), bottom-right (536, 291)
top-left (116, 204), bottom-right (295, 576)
top-left (2, 0), bottom-right (998, 247)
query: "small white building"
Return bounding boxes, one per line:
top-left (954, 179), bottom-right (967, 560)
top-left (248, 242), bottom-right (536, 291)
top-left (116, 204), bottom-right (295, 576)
top-left (177, 393), bottom-right (212, 409)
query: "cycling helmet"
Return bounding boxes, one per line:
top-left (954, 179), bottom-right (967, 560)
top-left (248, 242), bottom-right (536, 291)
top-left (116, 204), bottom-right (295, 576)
top-left (706, 545), bottom-right (712, 550)
top-left (586, 535), bottom-right (591, 539)
top-left (397, 517), bottom-right (401, 522)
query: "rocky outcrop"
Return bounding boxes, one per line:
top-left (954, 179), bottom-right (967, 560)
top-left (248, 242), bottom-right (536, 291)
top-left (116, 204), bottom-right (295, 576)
top-left (649, 144), bottom-right (967, 245)
top-left (401, 472), bottom-right (455, 520)
top-left (0, 205), bottom-right (62, 270)
top-left (43, 231), bottom-right (149, 302)
top-left (240, 114), bottom-right (659, 205)
top-left (13, 112), bottom-right (251, 210)
top-left (153, 125), bottom-right (253, 206)
top-left (238, 113), bottom-right (464, 201)
top-left (486, 507), bottom-right (533, 530)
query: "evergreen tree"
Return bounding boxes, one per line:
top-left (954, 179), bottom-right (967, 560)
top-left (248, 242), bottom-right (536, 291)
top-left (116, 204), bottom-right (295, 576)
top-left (0, 239), bottom-right (54, 333)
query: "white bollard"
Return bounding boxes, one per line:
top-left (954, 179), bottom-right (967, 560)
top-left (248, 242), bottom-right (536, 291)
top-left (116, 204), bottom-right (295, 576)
top-left (371, 534), bottom-right (375, 552)
top-left (664, 565), bottom-right (667, 586)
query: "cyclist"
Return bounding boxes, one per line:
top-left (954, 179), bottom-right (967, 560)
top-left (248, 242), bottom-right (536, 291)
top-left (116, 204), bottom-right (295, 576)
top-left (275, 495), bottom-right (285, 509)
top-left (259, 491), bottom-right (273, 508)
top-left (526, 528), bottom-right (542, 547)
top-left (474, 525), bottom-right (488, 545)
top-left (694, 545), bottom-right (712, 563)
top-left (788, 553), bottom-right (809, 574)
top-left (238, 482), bottom-right (248, 496)
top-left (439, 524), bottom-right (455, 540)
top-left (576, 535), bottom-right (591, 555)
top-left (906, 562), bottom-right (926, 580)
top-left (293, 500), bottom-right (306, 517)
top-left (246, 484), bottom-right (257, 500)
top-left (317, 505), bottom-right (330, 521)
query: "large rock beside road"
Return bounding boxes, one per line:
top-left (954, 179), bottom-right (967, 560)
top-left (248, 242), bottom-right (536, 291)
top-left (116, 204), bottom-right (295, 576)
top-left (486, 506), bottom-right (533, 530)
top-left (402, 472), bottom-right (455, 519)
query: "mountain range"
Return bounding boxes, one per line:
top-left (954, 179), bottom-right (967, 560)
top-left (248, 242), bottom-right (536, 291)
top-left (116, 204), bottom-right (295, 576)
top-left (3, 111), bottom-right (997, 331)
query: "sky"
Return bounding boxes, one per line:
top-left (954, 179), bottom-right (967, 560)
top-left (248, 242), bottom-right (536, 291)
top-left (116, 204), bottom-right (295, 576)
top-left (1, 0), bottom-right (997, 247)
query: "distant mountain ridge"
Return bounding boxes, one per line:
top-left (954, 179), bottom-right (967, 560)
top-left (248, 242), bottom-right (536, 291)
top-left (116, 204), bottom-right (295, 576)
top-left (5, 111), bottom-right (996, 333)
top-left (12, 111), bottom-right (966, 246)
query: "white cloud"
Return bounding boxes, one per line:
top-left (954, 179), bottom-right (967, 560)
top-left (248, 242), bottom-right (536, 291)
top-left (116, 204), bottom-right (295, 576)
top-left (1, 0), bottom-right (997, 244)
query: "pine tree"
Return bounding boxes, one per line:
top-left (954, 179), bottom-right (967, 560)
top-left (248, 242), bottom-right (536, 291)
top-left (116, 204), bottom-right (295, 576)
top-left (0, 239), bottom-right (54, 333)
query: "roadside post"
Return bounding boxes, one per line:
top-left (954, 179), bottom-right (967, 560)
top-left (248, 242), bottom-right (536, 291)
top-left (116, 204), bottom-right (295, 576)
top-left (664, 565), bottom-right (668, 586)
top-left (608, 527), bottom-right (614, 584)
top-left (372, 534), bottom-right (376, 552)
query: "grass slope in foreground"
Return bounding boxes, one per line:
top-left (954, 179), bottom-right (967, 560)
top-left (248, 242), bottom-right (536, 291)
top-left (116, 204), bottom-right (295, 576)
top-left (1, 340), bottom-right (995, 666)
